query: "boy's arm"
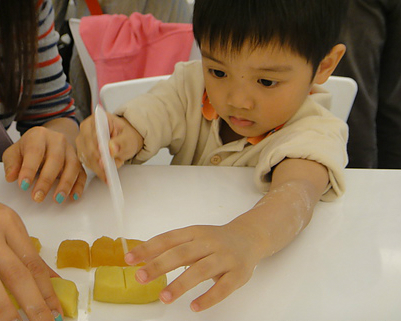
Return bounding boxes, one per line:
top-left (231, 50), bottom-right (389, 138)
top-left (230, 157), bottom-right (329, 258)
top-left (124, 157), bottom-right (330, 311)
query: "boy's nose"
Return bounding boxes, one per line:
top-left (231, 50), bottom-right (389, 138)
top-left (227, 87), bottom-right (254, 110)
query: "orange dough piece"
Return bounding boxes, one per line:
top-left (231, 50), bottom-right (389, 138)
top-left (91, 236), bottom-right (115, 267)
top-left (91, 237), bottom-right (144, 267)
top-left (30, 236), bottom-right (42, 253)
top-left (57, 239), bottom-right (90, 270)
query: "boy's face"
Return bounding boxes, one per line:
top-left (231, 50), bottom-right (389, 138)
top-left (201, 42), bottom-right (316, 139)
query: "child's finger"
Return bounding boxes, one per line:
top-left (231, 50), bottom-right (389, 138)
top-left (190, 272), bottom-right (240, 312)
top-left (125, 228), bottom-right (195, 266)
top-left (158, 254), bottom-right (223, 305)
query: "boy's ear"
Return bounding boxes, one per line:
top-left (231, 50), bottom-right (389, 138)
top-left (313, 44), bottom-right (346, 84)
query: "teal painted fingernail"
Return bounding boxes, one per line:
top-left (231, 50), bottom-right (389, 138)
top-left (73, 193), bottom-right (79, 201)
top-left (54, 314), bottom-right (63, 321)
top-left (21, 179), bottom-right (30, 191)
top-left (52, 310), bottom-right (63, 321)
top-left (56, 193), bottom-right (65, 204)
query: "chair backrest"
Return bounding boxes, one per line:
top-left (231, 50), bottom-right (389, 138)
top-left (320, 75), bottom-right (358, 121)
top-left (69, 18), bottom-right (200, 113)
top-left (101, 74), bottom-right (358, 120)
top-left (100, 75), bottom-right (173, 165)
top-left (99, 74), bottom-right (357, 164)
top-left (100, 75), bottom-right (170, 113)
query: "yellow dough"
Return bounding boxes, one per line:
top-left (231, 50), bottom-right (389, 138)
top-left (90, 236), bottom-right (114, 267)
top-left (30, 236), bottom-right (42, 253)
top-left (57, 239), bottom-right (90, 270)
top-left (5, 278), bottom-right (78, 319)
top-left (91, 236), bottom-right (144, 267)
top-left (93, 266), bottom-right (167, 304)
top-left (51, 278), bottom-right (79, 318)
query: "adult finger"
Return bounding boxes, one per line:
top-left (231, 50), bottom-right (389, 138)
top-left (1, 209), bottom-right (62, 320)
top-left (51, 144), bottom-right (83, 204)
top-left (2, 143), bottom-right (23, 183)
top-left (30, 137), bottom-right (65, 203)
top-left (0, 246), bottom-right (62, 321)
top-left (68, 165), bottom-right (87, 201)
top-left (0, 281), bottom-right (21, 321)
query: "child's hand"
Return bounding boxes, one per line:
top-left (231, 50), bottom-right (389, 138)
top-left (124, 223), bottom-right (263, 312)
top-left (76, 111), bottom-right (143, 182)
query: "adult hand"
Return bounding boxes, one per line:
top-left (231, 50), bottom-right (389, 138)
top-left (76, 112), bottom-right (143, 182)
top-left (124, 223), bottom-right (263, 312)
top-left (0, 203), bottom-right (63, 321)
top-left (3, 126), bottom-right (86, 203)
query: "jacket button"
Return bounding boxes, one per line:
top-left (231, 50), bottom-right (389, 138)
top-left (210, 155), bottom-right (222, 165)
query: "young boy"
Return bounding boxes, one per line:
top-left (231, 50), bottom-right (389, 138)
top-left (77, 0), bottom-right (349, 313)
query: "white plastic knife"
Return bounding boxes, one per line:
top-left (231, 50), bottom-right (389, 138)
top-left (95, 105), bottom-right (128, 254)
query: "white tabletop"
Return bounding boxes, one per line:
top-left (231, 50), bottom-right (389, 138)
top-left (1, 165), bottom-right (400, 321)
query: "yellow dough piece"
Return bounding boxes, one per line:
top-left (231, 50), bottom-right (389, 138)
top-left (93, 266), bottom-right (167, 304)
top-left (57, 239), bottom-right (90, 270)
top-left (30, 236), bottom-right (42, 253)
top-left (90, 236), bottom-right (115, 267)
top-left (91, 236), bottom-right (144, 267)
top-left (51, 278), bottom-right (79, 318)
top-left (5, 278), bottom-right (79, 319)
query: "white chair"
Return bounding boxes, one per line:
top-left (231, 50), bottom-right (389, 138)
top-left (99, 74), bottom-right (357, 165)
top-left (100, 75), bottom-right (173, 165)
top-left (100, 75), bottom-right (358, 120)
top-left (321, 75), bottom-right (358, 121)
top-left (69, 18), bottom-right (201, 111)
top-left (100, 75), bottom-right (170, 113)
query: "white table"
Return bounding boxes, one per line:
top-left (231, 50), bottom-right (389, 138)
top-left (1, 165), bottom-right (400, 321)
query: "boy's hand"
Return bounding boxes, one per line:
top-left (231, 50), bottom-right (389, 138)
top-left (124, 223), bottom-right (263, 312)
top-left (76, 112), bottom-right (143, 182)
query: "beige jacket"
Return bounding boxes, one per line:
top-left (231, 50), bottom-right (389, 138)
top-left (117, 61), bottom-right (348, 201)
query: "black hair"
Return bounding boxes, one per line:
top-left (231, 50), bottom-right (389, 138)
top-left (193, 0), bottom-right (348, 74)
top-left (0, 0), bottom-right (37, 118)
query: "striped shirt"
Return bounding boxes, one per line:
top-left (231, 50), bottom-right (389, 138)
top-left (0, 0), bottom-right (76, 135)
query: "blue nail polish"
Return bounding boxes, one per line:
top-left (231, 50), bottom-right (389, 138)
top-left (54, 314), bottom-right (63, 321)
top-left (21, 179), bottom-right (30, 191)
top-left (73, 193), bottom-right (79, 201)
top-left (52, 310), bottom-right (63, 321)
top-left (56, 193), bottom-right (65, 204)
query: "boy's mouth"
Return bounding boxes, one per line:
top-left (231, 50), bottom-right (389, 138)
top-left (229, 116), bottom-right (254, 127)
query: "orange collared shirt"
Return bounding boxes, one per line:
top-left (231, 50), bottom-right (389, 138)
top-left (201, 91), bottom-right (284, 145)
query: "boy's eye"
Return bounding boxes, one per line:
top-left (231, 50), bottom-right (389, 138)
top-left (210, 69), bottom-right (226, 78)
top-left (258, 79), bottom-right (278, 87)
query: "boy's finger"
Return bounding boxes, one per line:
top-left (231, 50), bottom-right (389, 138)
top-left (158, 256), bottom-right (220, 305)
top-left (190, 273), bottom-right (238, 312)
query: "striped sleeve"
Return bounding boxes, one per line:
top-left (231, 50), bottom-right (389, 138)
top-left (17, 0), bottom-right (77, 134)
